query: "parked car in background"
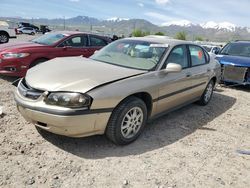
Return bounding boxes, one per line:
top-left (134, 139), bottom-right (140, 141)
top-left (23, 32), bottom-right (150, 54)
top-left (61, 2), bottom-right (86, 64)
top-left (40, 25), bottom-right (51, 34)
top-left (14, 37), bottom-right (220, 145)
top-left (202, 45), bottom-right (221, 54)
top-left (0, 21), bottom-right (16, 43)
top-left (0, 31), bottom-right (111, 77)
top-left (18, 22), bottom-right (39, 32)
top-left (216, 40), bottom-right (250, 85)
top-left (17, 27), bottom-right (36, 35)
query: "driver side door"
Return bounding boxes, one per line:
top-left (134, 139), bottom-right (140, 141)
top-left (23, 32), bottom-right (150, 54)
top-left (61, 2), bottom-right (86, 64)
top-left (155, 45), bottom-right (195, 114)
top-left (56, 35), bottom-right (93, 57)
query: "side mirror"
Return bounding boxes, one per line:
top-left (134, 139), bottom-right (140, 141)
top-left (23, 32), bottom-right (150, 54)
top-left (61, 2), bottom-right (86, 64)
top-left (165, 63), bottom-right (182, 73)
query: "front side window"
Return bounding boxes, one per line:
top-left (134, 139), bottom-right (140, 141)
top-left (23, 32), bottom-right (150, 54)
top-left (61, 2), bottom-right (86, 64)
top-left (166, 45), bottom-right (188, 68)
top-left (90, 39), bottom-right (166, 70)
top-left (189, 45), bottom-right (206, 66)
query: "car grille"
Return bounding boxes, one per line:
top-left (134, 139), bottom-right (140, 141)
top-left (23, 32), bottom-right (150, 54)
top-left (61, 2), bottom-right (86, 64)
top-left (18, 79), bottom-right (44, 100)
top-left (222, 65), bottom-right (248, 83)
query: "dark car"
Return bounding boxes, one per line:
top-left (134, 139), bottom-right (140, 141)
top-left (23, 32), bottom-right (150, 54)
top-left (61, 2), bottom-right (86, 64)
top-left (216, 41), bottom-right (250, 85)
top-left (0, 31), bottom-right (111, 77)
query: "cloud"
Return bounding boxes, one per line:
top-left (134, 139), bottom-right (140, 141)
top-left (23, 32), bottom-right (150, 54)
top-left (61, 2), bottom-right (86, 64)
top-left (145, 12), bottom-right (172, 21)
top-left (69, 0), bottom-right (80, 2)
top-left (155, 0), bottom-right (170, 5)
top-left (138, 3), bottom-right (144, 7)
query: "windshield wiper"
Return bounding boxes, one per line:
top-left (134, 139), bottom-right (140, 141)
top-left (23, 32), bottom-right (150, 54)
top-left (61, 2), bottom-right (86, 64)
top-left (220, 52), bottom-right (229, 55)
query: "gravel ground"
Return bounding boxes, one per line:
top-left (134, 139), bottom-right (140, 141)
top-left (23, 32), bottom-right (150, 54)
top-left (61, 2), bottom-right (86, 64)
top-left (0, 35), bottom-right (250, 188)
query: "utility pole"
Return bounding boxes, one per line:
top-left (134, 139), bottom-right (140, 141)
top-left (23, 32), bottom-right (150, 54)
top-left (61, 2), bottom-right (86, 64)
top-left (63, 16), bottom-right (66, 30)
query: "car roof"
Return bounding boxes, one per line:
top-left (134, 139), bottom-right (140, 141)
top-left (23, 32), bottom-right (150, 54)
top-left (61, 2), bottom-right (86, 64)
top-left (124, 36), bottom-right (195, 46)
top-left (233, 40), bottom-right (250, 44)
top-left (49, 31), bottom-right (109, 38)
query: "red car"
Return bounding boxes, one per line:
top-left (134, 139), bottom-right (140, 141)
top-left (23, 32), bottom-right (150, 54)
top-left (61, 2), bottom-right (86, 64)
top-left (0, 31), bottom-right (111, 77)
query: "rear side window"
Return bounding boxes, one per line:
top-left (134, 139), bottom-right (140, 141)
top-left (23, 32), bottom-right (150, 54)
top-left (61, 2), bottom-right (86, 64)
top-left (166, 45), bottom-right (188, 68)
top-left (90, 36), bottom-right (107, 46)
top-left (59, 35), bottom-right (87, 47)
top-left (189, 45), bottom-right (206, 66)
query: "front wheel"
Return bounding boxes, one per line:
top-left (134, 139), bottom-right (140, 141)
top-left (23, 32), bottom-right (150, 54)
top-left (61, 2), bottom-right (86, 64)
top-left (0, 33), bottom-right (9, 43)
top-left (198, 80), bottom-right (215, 106)
top-left (106, 96), bottom-right (147, 145)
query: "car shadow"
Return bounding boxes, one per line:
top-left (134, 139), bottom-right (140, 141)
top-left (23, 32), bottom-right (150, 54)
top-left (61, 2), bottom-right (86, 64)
top-left (0, 75), bottom-right (19, 83)
top-left (220, 83), bottom-right (250, 92)
top-left (39, 92), bottom-right (236, 159)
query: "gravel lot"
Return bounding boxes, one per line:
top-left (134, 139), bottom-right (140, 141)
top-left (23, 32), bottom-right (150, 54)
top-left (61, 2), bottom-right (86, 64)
top-left (0, 35), bottom-right (250, 188)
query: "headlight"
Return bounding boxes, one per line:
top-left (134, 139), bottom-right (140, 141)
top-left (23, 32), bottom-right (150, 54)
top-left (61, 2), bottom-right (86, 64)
top-left (44, 92), bottom-right (92, 108)
top-left (2, 53), bottom-right (30, 59)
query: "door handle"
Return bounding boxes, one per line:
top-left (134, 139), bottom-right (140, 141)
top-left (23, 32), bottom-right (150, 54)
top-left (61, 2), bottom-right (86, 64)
top-left (186, 73), bottom-right (192, 77)
top-left (207, 68), bottom-right (211, 72)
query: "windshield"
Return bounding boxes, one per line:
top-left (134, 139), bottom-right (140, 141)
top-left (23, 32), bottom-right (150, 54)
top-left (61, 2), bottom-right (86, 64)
top-left (220, 43), bottom-right (250, 57)
top-left (31, 33), bottom-right (66, 45)
top-left (90, 39), bottom-right (166, 70)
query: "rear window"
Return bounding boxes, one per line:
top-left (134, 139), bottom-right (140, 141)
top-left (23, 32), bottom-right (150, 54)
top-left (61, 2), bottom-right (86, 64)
top-left (189, 45), bottom-right (206, 66)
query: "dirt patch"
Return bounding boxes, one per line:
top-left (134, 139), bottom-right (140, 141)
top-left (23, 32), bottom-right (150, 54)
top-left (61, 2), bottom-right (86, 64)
top-left (0, 35), bottom-right (250, 187)
top-left (0, 75), bottom-right (249, 187)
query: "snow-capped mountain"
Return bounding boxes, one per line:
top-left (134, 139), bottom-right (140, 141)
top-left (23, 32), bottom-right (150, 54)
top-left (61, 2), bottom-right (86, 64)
top-left (106, 17), bottom-right (130, 22)
top-left (161, 20), bottom-right (192, 27)
top-left (161, 20), bottom-right (237, 32)
top-left (200, 21), bottom-right (236, 32)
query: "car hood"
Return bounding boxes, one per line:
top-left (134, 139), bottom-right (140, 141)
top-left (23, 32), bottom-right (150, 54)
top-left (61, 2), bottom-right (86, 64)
top-left (0, 42), bottom-right (44, 52)
top-left (216, 55), bottom-right (250, 67)
top-left (25, 56), bottom-right (146, 93)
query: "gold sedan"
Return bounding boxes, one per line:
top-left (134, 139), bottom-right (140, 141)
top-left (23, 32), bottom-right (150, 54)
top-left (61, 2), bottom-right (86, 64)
top-left (14, 37), bottom-right (221, 145)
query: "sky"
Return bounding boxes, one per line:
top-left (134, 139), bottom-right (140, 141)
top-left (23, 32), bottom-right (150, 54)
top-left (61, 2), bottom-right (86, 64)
top-left (0, 0), bottom-right (250, 27)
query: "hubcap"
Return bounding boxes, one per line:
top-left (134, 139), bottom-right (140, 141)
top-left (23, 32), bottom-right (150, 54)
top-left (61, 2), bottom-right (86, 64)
top-left (121, 107), bottom-right (144, 139)
top-left (204, 83), bottom-right (213, 102)
top-left (0, 35), bottom-right (8, 43)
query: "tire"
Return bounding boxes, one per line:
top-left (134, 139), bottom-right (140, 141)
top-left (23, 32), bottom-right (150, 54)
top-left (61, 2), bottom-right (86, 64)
top-left (106, 96), bottom-right (147, 145)
top-left (31, 32), bottom-right (35, 35)
top-left (0, 33), bottom-right (9, 43)
top-left (30, 59), bottom-right (48, 68)
top-left (198, 79), bottom-right (215, 106)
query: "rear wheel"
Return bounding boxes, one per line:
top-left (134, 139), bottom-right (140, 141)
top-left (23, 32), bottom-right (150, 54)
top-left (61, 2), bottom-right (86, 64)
top-left (198, 80), bottom-right (215, 106)
top-left (0, 33), bottom-right (9, 43)
top-left (106, 96), bottom-right (147, 145)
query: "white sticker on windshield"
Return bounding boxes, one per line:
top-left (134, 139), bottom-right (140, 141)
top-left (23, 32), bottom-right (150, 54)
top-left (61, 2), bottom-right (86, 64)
top-left (150, 44), bottom-right (169, 48)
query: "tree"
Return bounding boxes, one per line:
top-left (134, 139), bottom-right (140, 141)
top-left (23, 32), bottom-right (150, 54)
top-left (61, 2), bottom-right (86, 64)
top-left (154, 32), bottom-right (165, 36)
top-left (195, 36), bottom-right (204, 41)
top-left (175, 31), bottom-right (187, 40)
top-left (132, 29), bottom-right (150, 37)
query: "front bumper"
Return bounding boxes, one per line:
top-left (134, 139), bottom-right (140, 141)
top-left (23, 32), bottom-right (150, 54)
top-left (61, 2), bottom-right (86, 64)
top-left (0, 58), bottom-right (29, 77)
top-left (14, 91), bottom-right (112, 137)
top-left (221, 65), bottom-right (250, 85)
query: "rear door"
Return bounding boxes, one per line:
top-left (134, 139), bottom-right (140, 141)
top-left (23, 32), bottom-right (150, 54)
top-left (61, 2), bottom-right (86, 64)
top-left (88, 35), bottom-right (109, 55)
top-left (187, 45), bottom-right (211, 98)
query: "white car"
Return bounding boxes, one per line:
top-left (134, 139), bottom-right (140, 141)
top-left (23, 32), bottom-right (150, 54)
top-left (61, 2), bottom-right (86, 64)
top-left (17, 27), bottom-right (36, 35)
top-left (202, 45), bottom-right (221, 54)
top-left (0, 21), bottom-right (16, 43)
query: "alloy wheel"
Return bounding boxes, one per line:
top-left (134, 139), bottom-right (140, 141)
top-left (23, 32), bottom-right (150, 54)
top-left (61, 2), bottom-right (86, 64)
top-left (121, 107), bottom-right (144, 139)
top-left (204, 82), bottom-right (213, 103)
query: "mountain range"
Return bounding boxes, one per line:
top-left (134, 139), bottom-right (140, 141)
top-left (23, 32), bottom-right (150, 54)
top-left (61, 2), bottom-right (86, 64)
top-left (1, 15), bottom-right (250, 42)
